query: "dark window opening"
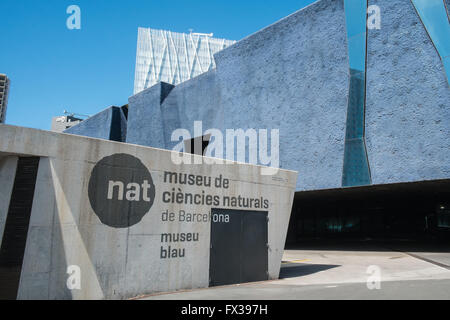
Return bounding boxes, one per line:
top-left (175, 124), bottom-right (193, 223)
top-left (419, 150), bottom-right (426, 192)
top-left (184, 134), bottom-right (211, 156)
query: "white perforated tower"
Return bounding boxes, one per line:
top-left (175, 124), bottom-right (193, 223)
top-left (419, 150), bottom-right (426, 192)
top-left (134, 28), bottom-right (235, 94)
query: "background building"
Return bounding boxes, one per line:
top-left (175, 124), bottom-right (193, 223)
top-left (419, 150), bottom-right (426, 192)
top-left (134, 28), bottom-right (235, 94)
top-left (0, 74), bottom-right (10, 124)
top-left (51, 114), bottom-right (84, 133)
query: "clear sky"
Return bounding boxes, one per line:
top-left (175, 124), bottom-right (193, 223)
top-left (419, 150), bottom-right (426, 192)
top-left (0, 0), bottom-right (315, 130)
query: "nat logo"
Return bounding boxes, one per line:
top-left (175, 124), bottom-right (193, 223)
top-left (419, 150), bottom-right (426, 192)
top-left (88, 154), bottom-right (155, 228)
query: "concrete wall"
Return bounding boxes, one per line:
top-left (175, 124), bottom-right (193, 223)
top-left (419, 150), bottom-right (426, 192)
top-left (0, 125), bottom-right (297, 300)
top-left (65, 106), bottom-right (127, 142)
top-left (366, 0), bottom-right (450, 184)
top-left (0, 155), bottom-right (18, 245)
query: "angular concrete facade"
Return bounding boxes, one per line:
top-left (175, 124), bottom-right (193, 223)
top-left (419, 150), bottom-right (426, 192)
top-left (66, 0), bottom-right (450, 192)
top-left (0, 125), bottom-right (296, 299)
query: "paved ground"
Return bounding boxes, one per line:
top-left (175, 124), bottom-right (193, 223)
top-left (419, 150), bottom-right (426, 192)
top-left (139, 243), bottom-right (450, 300)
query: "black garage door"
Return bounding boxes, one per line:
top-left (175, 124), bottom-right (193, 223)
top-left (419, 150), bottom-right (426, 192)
top-left (209, 208), bottom-right (268, 287)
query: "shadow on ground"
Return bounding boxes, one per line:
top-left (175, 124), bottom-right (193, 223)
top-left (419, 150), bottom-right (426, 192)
top-left (279, 263), bottom-right (340, 279)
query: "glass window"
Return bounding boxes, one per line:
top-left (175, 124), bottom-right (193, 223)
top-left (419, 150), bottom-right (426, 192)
top-left (342, 0), bottom-right (372, 187)
top-left (344, 0), bottom-right (368, 72)
top-left (412, 0), bottom-right (450, 82)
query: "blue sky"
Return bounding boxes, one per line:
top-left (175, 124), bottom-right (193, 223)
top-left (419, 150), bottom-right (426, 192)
top-left (0, 0), bottom-right (315, 130)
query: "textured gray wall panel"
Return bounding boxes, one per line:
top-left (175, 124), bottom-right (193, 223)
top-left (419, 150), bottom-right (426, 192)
top-left (218, 0), bottom-right (349, 191)
top-left (148, 0), bottom-right (349, 191)
top-left (126, 83), bottom-right (174, 148)
top-left (366, 0), bottom-right (450, 184)
top-left (0, 156), bottom-right (18, 247)
top-left (160, 70), bottom-right (222, 150)
top-left (64, 107), bottom-right (114, 141)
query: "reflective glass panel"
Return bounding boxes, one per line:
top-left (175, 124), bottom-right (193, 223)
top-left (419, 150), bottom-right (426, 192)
top-left (343, 0), bottom-right (371, 187)
top-left (412, 0), bottom-right (450, 81)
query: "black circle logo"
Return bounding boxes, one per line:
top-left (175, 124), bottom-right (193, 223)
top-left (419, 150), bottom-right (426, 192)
top-left (88, 153), bottom-right (155, 228)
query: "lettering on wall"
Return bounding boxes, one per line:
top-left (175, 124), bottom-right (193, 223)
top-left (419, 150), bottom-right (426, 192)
top-left (161, 171), bottom-right (269, 209)
top-left (87, 154), bottom-right (270, 260)
top-left (88, 153), bottom-right (155, 228)
top-left (159, 171), bottom-right (269, 260)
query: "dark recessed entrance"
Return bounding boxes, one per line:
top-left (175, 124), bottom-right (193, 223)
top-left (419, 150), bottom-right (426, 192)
top-left (209, 208), bottom-right (268, 287)
top-left (0, 157), bottom-right (40, 300)
top-left (286, 179), bottom-right (450, 245)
